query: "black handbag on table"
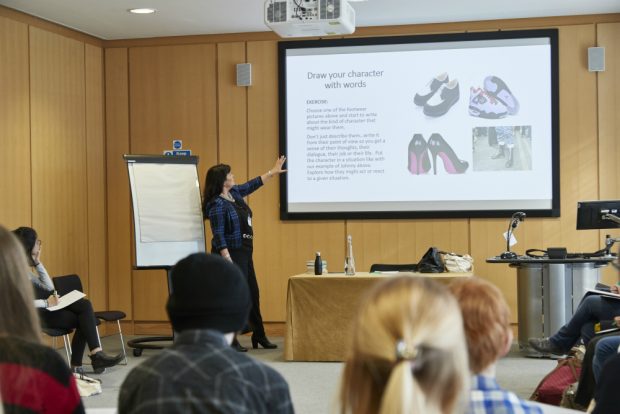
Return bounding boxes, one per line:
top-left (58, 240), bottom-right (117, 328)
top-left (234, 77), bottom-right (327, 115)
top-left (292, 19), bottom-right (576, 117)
top-left (417, 247), bottom-right (446, 273)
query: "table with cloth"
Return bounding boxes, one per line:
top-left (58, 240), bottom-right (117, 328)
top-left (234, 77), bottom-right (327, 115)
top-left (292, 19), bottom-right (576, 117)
top-left (284, 271), bottom-right (471, 361)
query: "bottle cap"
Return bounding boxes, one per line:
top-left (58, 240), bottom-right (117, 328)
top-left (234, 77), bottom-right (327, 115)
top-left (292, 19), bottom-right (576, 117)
top-left (316, 251), bottom-right (321, 256)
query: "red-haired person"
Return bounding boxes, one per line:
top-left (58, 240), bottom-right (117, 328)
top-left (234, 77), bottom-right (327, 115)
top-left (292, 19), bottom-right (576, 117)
top-left (449, 278), bottom-right (542, 414)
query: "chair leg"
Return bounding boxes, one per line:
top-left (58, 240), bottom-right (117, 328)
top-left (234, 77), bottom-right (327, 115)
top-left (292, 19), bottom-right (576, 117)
top-left (62, 335), bottom-right (72, 365)
top-left (117, 320), bottom-right (128, 365)
top-left (95, 326), bottom-right (102, 348)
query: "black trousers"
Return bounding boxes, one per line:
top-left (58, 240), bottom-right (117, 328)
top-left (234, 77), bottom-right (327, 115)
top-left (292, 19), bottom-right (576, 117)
top-left (575, 330), bottom-right (620, 407)
top-left (229, 247), bottom-right (266, 338)
top-left (39, 298), bottom-right (100, 366)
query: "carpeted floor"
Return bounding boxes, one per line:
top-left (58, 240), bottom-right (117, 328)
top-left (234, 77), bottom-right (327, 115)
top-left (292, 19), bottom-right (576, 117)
top-left (78, 335), bottom-right (561, 413)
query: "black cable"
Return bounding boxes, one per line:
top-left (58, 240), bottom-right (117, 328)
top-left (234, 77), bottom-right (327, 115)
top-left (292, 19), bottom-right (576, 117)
top-left (525, 249), bottom-right (547, 258)
top-left (292, 0), bottom-right (306, 20)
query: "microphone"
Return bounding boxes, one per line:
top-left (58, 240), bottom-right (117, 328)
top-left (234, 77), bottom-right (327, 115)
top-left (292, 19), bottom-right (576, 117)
top-left (500, 212), bottom-right (526, 259)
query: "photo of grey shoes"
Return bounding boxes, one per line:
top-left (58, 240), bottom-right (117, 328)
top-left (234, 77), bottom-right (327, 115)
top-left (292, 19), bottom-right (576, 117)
top-left (414, 72), bottom-right (449, 107)
top-left (484, 75), bottom-right (519, 115)
top-left (423, 79), bottom-right (460, 117)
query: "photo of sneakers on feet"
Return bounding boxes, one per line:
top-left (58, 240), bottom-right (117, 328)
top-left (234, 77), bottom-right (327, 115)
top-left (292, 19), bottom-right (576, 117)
top-left (414, 73), bottom-right (459, 117)
top-left (469, 75), bottom-right (519, 119)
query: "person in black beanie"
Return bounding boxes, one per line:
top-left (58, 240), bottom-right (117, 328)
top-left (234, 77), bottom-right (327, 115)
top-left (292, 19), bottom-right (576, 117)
top-left (118, 253), bottom-right (294, 414)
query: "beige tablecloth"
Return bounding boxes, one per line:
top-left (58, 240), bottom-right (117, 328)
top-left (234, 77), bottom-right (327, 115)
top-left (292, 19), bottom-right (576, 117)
top-left (284, 271), bottom-right (471, 361)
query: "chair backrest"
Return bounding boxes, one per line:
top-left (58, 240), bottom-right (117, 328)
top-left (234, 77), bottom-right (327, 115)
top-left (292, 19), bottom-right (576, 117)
top-left (369, 263), bottom-right (418, 273)
top-left (53, 274), bottom-right (84, 295)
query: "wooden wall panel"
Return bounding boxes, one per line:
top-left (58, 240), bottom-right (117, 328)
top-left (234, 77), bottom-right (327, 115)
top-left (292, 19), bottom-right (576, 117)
top-left (83, 44), bottom-right (108, 310)
top-left (598, 22), bottom-right (620, 284)
top-left (554, 25), bottom-right (599, 250)
top-left (105, 48), bottom-right (133, 318)
top-left (469, 218), bottom-right (517, 316)
top-left (346, 220), bottom-right (469, 274)
top-left (217, 42), bottom-right (248, 180)
top-left (0, 16), bottom-right (30, 229)
top-left (129, 44), bottom-right (218, 320)
top-left (30, 27), bottom-right (88, 277)
top-left (85, 44), bottom-right (106, 307)
top-left (248, 41), bottom-right (346, 321)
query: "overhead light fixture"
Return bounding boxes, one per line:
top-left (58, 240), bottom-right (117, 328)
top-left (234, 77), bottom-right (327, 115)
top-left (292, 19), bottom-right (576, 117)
top-left (128, 8), bottom-right (157, 14)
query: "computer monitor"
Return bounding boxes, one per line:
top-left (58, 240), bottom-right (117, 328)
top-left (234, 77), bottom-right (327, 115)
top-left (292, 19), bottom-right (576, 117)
top-left (576, 200), bottom-right (620, 230)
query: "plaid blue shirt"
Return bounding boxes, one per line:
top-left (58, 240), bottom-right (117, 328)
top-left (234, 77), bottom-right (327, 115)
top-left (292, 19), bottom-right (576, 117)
top-left (468, 375), bottom-right (543, 414)
top-left (204, 177), bottom-right (263, 251)
top-left (118, 329), bottom-right (294, 414)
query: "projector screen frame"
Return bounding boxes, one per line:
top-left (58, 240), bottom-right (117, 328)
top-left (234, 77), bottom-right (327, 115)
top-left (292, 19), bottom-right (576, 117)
top-left (278, 29), bottom-right (560, 220)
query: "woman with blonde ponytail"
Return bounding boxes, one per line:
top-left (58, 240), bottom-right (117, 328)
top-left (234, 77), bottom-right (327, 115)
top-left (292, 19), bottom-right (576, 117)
top-left (339, 275), bottom-right (469, 414)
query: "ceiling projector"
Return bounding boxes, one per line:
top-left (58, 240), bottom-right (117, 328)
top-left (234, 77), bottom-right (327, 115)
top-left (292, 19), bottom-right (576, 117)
top-left (265, 0), bottom-right (356, 38)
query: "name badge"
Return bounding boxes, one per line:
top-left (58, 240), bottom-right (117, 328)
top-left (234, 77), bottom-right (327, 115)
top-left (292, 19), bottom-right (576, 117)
top-left (248, 215), bottom-right (252, 227)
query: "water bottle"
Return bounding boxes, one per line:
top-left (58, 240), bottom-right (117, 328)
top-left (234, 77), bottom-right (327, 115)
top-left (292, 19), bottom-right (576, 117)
top-left (314, 252), bottom-right (323, 275)
top-left (345, 235), bottom-right (356, 275)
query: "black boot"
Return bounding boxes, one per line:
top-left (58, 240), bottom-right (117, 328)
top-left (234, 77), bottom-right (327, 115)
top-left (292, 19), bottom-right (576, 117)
top-left (492, 144), bottom-right (505, 159)
top-left (231, 338), bottom-right (248, 352)
top-left (505, 147), bottom-right (514, 167)
top-left (90, 351), bottom-right (123, 373)
top-left (251, 335), bottom-right (277, 349)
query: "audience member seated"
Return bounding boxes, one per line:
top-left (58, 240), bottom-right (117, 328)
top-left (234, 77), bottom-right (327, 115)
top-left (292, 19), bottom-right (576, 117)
top-left (118, 253), bottom-right (294, 414)
top-left (339, 275), bottom-right (469, 414)
top-left (528, 285), bottom-right (620, 356)
top-left (589, 352), bottom-right (620, 413)
top-left (0, 225), bottom-right (85, 413)
top-left (13, 227), bottom-right (122, 374)
top-left (449, 277), bottom-right (542, 414)
top-left (574, 331), bottom-right (620, 407)
top-left (591, 330), bottom-right (620, 382)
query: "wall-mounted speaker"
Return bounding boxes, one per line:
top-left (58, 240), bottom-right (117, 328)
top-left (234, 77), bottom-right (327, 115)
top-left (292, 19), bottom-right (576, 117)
top-left (588, 47), bottom-right (605, 72)
top-left (236, 63), bottom-right (252, 86)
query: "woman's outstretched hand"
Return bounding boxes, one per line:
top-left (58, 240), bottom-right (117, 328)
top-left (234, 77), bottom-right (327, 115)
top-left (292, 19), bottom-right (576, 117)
top-left (272, 155), bottom-right (287, 175)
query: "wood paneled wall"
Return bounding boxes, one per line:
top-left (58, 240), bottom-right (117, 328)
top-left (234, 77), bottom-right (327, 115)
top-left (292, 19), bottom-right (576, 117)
top-left (1, 7), bottom-right (619, 336)
top-left (104, 18), bottom-right (620, 332)
top-left (598, 22), bottom-right (620, 282)
top-left (0, 16), bottom-right (30, 229)
top-left (0, 13), bottom-right (107, 310)
top-left (127, 44), bottom-right (219, 325)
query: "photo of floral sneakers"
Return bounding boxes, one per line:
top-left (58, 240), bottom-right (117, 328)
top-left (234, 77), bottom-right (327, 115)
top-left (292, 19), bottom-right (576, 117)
top-left (468, 87), bottom-right (508, 119)
top-left (483, 76), bottom-right (519, 115)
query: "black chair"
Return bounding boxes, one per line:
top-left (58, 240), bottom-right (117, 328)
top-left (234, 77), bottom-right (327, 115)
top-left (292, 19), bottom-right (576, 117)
top-left (42, 327), bottom-right (73, 364)
top-left (53, 274), bottom-right (128, 365)
top-left (369, 263), bottom-right (418, 273)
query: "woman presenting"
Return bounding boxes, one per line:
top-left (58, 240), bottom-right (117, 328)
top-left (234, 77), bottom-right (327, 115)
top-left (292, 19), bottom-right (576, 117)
top-left (203, 156), bottom-right (286, 352)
